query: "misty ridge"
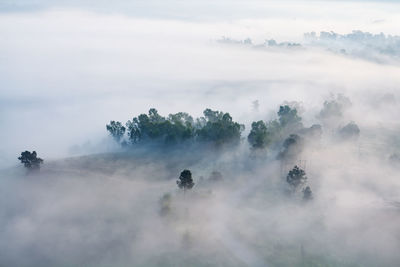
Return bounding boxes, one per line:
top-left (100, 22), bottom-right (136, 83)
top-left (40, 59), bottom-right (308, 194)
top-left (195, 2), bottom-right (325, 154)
top-left (218, 30), bottom-right (400, 64)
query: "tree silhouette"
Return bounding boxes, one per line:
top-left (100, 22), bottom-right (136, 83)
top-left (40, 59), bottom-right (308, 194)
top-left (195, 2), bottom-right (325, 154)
top-left (278, 105), bottom-right (302, 129)
top-left (303, 186), bottom-right (313, 200)
top-left (338, 122), bottom-right (360, 140)
top-left (18, 151), bottom-right (43, 169)
top-left (248, 120), bottom-right (270, 149)
top-left (106, 121), bottom-right (126, 142)
top-left (286, 165), bottom-right (307, 190)
top-left (177, 169), bottom-right (194, 192)
top-left (278, 134), bottom-right (303, 160)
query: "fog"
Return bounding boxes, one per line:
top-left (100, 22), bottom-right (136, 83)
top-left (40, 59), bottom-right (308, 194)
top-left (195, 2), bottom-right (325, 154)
top-left (1, 1), bottom-right (400, 266)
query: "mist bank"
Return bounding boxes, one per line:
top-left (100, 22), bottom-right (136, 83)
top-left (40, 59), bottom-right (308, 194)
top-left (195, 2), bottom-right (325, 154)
top-left (2, 120), bottom-right (400, 266)
top-left (219, 30), bottom-right (400, 64)
top-left (3, 92), bottom-right (400, 266)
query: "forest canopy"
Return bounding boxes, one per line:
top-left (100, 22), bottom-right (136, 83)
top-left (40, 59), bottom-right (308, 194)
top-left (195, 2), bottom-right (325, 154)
top-left (108, 108), bottom-right (245, 147)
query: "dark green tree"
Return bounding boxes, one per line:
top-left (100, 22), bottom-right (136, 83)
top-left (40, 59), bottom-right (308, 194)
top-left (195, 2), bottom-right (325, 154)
top-left (125, 117), bottom-right (141, 143)
top-left (286, 165), bottom-right (307, 190)
top-left (196, 109), bottom-right (244, 145)
top-left (106, 121), bottom-right (126, 142)
top-left (164, 112), bottom-right (195, 144)
top-left (18, 151), bottom-right (43, 169)
top-left (248, 120), bottom-right (270, 149)
top-left (278, 105), bottom-right (302, 130)
top-left (177, 169), bottom-right (195, 192)
top-left (125, 109), bottom-right (195, 145)
top-left (148, 108), bottom-right (164, 123)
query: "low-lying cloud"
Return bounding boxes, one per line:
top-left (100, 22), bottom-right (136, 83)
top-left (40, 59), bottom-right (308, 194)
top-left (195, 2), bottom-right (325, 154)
top-left (1, 1), bottom-right (400, 266)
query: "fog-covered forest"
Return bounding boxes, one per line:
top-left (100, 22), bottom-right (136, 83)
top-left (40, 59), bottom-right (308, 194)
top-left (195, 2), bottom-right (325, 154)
top-left (1, 1), bottom-right (400, 266)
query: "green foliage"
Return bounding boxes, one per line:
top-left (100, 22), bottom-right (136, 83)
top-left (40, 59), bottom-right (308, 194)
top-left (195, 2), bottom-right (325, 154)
top-left (106, 121), bottom-right (126, 142)
top-left (278, 134), bottom-right (304, 160)
top-left (112, 108), bottom-right (243, 147)
top-left (286, 165), bottom-right (307, 190)
top-left (125, 109), bottom-right (195, 145)
top-left (177, 169), bottom-right (194, 191)
top-left (18, 151), bottom-right (43, 169)
top-left (247, 105), bottom-right (303, 150)
top-left (196, 109), bottom-right (244, 146)
top-left (278, 105), bottom-right (303, 130)
top-left (248, 120), bottom-right (270, 149)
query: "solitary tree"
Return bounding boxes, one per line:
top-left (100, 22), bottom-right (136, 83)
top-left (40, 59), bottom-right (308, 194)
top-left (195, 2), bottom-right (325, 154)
top-left (303, 186), bottom-right (313, 200)
top-left (286, 165), bottom-right (307, 190)
top-left (338, 122), bottom-right (360, 140)
top-left (106, 121), bottom-right (126, 142)
top-left (177, 169), bottom-right (194, 192)
top-left (18, 151), bottom-right (43, 169)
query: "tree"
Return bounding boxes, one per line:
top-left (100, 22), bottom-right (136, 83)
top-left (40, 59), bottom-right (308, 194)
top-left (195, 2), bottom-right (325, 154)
top-left (177, 169), bottom-right (194, 192)
top-left (247, 105), bottom-right (303, 151)
top-left (18, 151), bottom-right (43, 169)
top-left (303, 186), bottom-right (313, 200)
top-left (298, 124), bottom-right (322, 140)
top-left (278, 105), bottom-right (302, 130)
top-left (278, 134), bottom-right (303, 160)
top-left (338, 122), bottom-right (360, 140)
top-left (106, 121), bottom-right (126, 142)
top-left (318, 94), bottom-right (351, 120)
top-left (196, 109), bottom-right (244, 146)
top-left (125, 109), bottom-right (195, 145)
top-left (286, 165), bottom-right (307, 190)
top-left (248, 120), bottom-right (270, 149)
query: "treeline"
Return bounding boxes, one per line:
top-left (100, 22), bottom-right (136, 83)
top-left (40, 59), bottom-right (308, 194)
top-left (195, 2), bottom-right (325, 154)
top-left (106, 103), bottom-right (363, 164)
top-left (107, 108), bottom-right (244, 147)
top-left (106, 105), bottom-right (327, 154)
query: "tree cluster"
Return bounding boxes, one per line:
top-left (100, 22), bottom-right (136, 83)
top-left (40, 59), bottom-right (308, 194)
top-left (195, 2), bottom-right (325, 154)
top-left (107, 102), bottom-right (358, 155)
top-left (107, 108), bottom-right (244, 147)
top-left (18, 151), bottom-right (43, 170)
top-left (286, 165), bottom-right (313, 200)
top-left (248, 105), bottom-right (304, 150)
